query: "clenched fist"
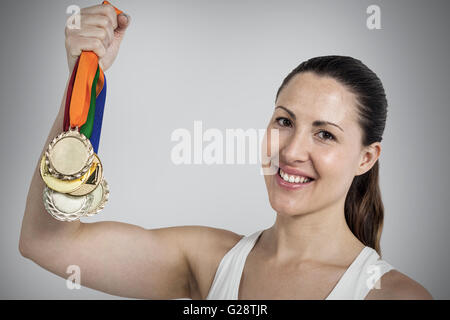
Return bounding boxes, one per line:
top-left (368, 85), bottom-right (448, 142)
top-left (64, 3), bottom-right (130, 72)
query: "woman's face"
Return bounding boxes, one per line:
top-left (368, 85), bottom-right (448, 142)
top-left (263, 71), bottom-right (379, 216)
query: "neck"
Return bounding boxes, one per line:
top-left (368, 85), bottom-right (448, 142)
top-left (261, 199), bottom-right (365, 265)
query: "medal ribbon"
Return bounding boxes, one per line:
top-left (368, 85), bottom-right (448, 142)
top-left (63, 1), bottom-right (122, 154)
top-left (80, 66), bottom-right (100, 139)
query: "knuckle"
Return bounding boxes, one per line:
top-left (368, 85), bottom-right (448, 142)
top-left (105, 4), bottom-right (116, 17)
top-left (99, 28), bottom-right (107, 40)
top-left (100, 16), bottom-right (110, 28)
top-left (102, 5), bottom-right (116, 27)
top-left (106, 19), bottom-right (113, 31)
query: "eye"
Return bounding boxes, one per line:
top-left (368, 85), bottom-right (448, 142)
top-left (275, 117), bottom-right (292, 127)
top-left (317, 130), bottom-right (335, 141)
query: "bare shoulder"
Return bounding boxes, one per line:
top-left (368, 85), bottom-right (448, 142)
top-left (174, 225), bottom-right (245, 299)
top-left (365, 269), bottom-right (433, 300)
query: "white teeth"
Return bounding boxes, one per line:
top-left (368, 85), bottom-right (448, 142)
top-left (279, 169), bottom-right (312, 184)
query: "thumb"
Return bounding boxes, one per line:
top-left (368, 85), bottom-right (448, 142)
top-left (116, 13), bottom-right (131, 35)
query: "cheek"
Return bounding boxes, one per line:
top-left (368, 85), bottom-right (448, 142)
top-left (313, 147), bottom-right (358, 184)
top-left (318, 151), bottom-right (341, 170)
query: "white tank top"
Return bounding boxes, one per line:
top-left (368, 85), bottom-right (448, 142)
top-left (206, 229), bottom-right (395, 300)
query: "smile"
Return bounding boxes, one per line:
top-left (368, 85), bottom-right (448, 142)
top-left (276, 168), bottom-right (315, 190)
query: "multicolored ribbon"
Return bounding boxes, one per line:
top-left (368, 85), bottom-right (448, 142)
top-left (90, 76), bottom-right (107, 153)
top-left (63, 1), bottom-right (122, 154)
top-left (80, 66), bottom-right (100, 139)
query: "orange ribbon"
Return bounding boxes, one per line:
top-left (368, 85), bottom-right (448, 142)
top-left (104, 0), bottom-right (123, 15)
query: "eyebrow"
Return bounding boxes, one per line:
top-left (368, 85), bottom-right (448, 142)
top-left (275, 105), bottom-right (344, 132)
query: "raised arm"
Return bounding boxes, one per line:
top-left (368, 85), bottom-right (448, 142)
top-left (18, 3), bottom-right (195, 299)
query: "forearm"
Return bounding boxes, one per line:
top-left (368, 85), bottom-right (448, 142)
top-left (19, 76), bottom-right (83, 257)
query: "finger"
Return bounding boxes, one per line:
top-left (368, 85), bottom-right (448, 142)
top-left (80, 13), bottom-right (114, 34)
top-left (65, 15), bottom-right (114, 50)
top-left (81, 15), bottom-right (114, 45)
top-left (115, 13), bottom-right (131, 35)
top-left (66, 35), bottom-right (107, 60)
top-left (75, 25), bottom-right (112, 50)
top-left (79, 4), bottom-right (105, 15)
top-left (81, 3), bottom-right (117, 29)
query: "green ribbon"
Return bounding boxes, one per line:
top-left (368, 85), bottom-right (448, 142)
top-left (80, 66), bottom-right (100, 139)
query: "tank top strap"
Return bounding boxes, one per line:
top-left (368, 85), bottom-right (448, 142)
top-left (326, 247), bottom-right (396, 300)
top-left (206, 229), bottom-right (263, 300)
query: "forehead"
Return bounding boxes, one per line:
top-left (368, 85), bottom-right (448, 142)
top-left (276, 72), bottom-right (358, 124)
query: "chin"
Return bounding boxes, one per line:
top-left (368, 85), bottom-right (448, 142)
top-left (269, 197), bottom-right (310, 217)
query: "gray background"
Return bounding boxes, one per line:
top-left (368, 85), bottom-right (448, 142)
top-left (1, 0), bottom-right (449, 299)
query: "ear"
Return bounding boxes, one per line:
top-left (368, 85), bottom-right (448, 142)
top-left (355, 142), bottom-right (381, 176)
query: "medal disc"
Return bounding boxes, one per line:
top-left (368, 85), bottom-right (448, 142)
top-left (43, 186), bottom-right (93, 221)
top-left (68, 154), bottom-right (103, 196)
top-left (45, 128), bottom-right (94, 180)
top-left (40, 154), bottom-right (93, 194)
top-left (84, 178), bottom-right (109, 216)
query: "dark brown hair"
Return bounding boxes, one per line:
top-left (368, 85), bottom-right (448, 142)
top-left (275, 55), bottom-right (388, 255)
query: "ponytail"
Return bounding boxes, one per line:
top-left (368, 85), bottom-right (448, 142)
top-left (344, 161), bottom-right (384, 256)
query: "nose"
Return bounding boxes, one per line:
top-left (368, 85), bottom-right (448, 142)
top-left (280, 129), bottom-right (311, 164)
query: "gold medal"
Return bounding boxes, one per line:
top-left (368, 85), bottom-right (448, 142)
top-left (68, 154), bottom-right (103, 196)
top-left (84, 178), bottom-right (109, 217)
top-left (43, 186), bottom-right (93, 221)
top-left (45, 127), bottom-right (94, 180)
top-left (39, 154), bottom-right (94, 194)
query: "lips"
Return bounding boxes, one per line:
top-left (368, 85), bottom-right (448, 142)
top-left (275, 167), bottom-right (315, 190)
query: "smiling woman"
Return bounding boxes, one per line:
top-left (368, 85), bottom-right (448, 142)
top-left (18, 1), bottom-right (432, 301)
top-left (207, 56), bottom-right (433, 300)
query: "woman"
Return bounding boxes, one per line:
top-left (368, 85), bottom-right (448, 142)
top-left (19, 3), bottom-right (432, 300)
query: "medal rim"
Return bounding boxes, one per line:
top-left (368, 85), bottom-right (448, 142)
top-left (45, 128), bottom-right (94, 180)
top-left (84, 178), bottom-right (109, 217)
top-left (68, 153), bottom-right (103, 196)
top-left (43, 186), bottom-right (94, 222)
top-left (40, 154), bottom-right (91, 193)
